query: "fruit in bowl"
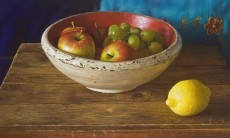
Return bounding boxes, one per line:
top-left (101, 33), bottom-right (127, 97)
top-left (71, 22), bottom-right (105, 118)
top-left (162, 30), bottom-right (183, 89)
top-left (100, 40), bottom-right (138, 62)
top-left (57, 22), bottom-right (95, 59)
top-left (101, 22), bottom-right (165, 59)
top-left (41, 11), bottom-right (182, 93)
top-left (57, 21), bottom-right (164, 62)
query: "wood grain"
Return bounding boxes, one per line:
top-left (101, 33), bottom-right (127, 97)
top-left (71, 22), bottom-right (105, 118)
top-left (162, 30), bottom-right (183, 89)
top-left (0, 43), bottom-right (230, 137)
top-left (0, 129), bottom-right (229, 138)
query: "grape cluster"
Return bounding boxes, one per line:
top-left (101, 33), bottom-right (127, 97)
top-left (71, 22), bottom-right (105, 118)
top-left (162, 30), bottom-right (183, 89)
top-left (103, 22), bottom-right (164, 58)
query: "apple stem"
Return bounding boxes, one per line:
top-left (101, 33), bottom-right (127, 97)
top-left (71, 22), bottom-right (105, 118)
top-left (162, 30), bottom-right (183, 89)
top-left (106, 53), bottom-right (114, 58)
top-left (75, 29), bottom-right (83, 41)
top-left (71, 21), bottom-right (75, 28)
top-left (94, 23), bottom-right (101, 37)
top-left (94, 23), bottom-right (98, 30)
top-left (79, 29), bottom-right (83, 36)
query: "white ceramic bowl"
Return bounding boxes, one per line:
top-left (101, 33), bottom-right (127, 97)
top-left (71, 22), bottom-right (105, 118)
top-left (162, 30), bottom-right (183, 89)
top-left (41, 11), bottom-right (182, 93)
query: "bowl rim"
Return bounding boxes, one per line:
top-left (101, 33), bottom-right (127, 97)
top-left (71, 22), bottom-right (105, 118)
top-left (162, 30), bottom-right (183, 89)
top-left (41, 11), bottom-right (182, 71)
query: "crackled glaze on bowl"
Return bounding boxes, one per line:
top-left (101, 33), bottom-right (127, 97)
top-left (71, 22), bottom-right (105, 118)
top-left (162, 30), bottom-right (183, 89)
top-left (41, 11), bottom-right (182, 93)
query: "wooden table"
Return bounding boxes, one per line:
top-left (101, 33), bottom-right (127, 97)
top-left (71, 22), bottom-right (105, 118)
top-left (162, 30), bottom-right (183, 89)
top-left (0, 43), bottom-right (230, 138)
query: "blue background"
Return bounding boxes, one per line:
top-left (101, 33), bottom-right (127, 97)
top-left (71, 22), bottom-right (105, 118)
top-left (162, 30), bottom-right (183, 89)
top-left (100, 0), bottom-right (230, 64)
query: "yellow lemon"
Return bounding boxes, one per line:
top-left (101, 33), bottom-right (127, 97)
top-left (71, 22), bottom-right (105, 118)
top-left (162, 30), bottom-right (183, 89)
top-left (166, 79), bottom-right (211, 116)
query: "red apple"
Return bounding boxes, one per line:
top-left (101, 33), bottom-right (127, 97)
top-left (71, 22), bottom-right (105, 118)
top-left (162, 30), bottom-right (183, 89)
top-left (58, 27), bottom-right (95, 59)
top-left (100, 40), bottom-right (138, 62)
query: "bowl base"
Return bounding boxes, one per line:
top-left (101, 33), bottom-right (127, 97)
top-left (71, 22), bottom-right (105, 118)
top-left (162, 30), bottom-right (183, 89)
top-left (87, 87), bottom-right (136, 93)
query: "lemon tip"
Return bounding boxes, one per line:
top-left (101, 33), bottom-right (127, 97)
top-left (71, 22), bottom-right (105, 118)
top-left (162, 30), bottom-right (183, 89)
top-left (166, 98), bottom-right (176, 107)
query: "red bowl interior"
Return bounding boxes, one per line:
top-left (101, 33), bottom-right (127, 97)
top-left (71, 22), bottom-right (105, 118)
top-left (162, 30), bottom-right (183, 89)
top-left (48, 11), bottom-right (176, 48)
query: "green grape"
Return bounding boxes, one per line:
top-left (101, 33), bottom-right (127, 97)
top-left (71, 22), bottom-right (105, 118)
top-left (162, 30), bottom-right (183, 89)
top-left (103, 36), bottom-right (113, 47)
top-left (128, 34), bottom-right (140, 50)
top-left (129, 27), bottom-right (142, 35)
top-left (108, 24), bottom-right (119, 33)
top-left (120, 22), bottom-right (130, 31)
top-left (108, 27), bottom-right (127, 40)
top-left (140, 30), bottom-right (158, 42)
top-left (148, 42), bottom-right (164, 55)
